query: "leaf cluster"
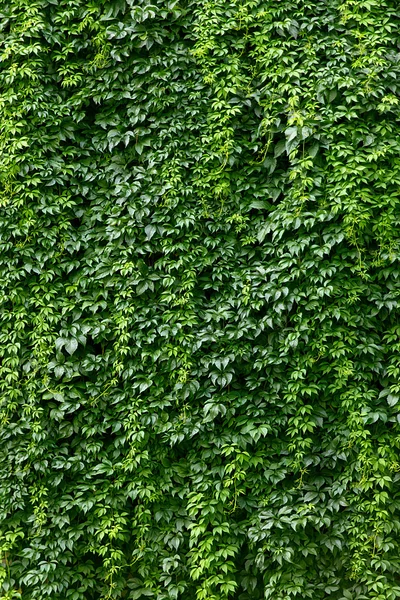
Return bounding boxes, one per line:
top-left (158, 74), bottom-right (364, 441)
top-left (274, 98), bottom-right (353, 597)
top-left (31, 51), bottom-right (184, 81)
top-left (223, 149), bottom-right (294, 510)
top-left (1, 0), bottom-right (400, 599)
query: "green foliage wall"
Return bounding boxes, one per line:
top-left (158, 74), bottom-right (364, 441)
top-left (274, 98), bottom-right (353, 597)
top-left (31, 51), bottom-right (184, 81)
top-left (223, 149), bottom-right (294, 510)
top-left (1, 0), bottom-right (400, 598)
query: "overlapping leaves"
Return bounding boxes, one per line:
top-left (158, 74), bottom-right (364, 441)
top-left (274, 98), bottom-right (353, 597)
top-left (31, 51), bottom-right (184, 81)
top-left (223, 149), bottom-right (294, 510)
top-left (1, 0), bottom-right (400, 599)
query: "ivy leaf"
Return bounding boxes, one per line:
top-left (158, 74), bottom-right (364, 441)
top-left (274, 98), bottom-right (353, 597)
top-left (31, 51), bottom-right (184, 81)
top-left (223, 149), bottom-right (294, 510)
top-left (64, 338), bottom-right (78, 355)
top-left (274, 140), bottom-right (286, 157)
top-left (387, 394), bottom-right (399, 407)
top-left (145, 224), bottom-right (157, 240)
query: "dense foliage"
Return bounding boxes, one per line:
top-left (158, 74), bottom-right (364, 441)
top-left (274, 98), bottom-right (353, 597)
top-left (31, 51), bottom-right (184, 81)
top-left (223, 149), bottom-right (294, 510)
top-left (1, 0), bottom-right (400, 598)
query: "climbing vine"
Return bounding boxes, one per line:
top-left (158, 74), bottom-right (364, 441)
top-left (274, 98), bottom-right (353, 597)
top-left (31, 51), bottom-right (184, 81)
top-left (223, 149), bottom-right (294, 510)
top-left (1, 0), bottom-right (400, 599)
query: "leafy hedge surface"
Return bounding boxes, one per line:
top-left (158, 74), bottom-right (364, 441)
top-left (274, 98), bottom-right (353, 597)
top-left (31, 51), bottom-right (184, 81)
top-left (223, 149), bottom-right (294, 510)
top-left (2, 0), bottom-right (400, 599)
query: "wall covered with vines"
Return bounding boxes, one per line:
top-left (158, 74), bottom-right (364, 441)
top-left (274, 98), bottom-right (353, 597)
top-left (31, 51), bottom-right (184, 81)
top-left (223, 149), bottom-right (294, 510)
top-left (1, 0), bottom-right (400, 599)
